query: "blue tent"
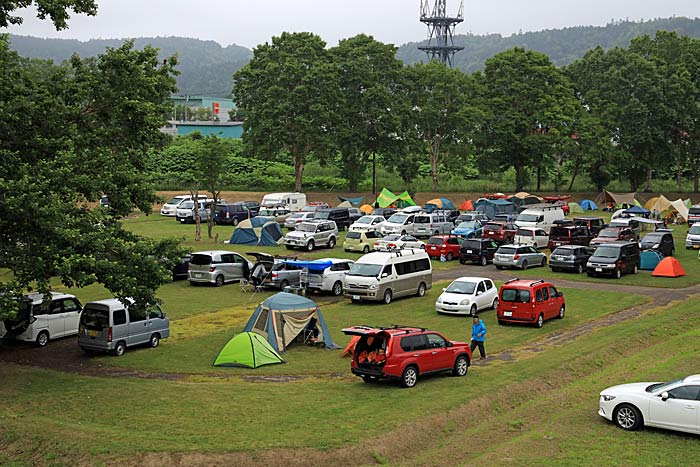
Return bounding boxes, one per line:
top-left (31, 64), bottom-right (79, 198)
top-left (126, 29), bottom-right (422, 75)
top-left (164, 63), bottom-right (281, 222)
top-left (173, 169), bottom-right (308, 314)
top-left (243, 293), bottom-right (340, 353)
top-left (229, 218), bottom-right (284, 246)
top-left (424, 198), bottom-right (455, 212)
top-left (338, 196), bottom-right (364, 206)
top-left (580, 199), bottom-right (598, 211)
top-left (640, 250), bottom-right (664, 270)
top-left (473, 199), bottom-right (515, 219)
top-left (625, 205), bottom-right (650, 216)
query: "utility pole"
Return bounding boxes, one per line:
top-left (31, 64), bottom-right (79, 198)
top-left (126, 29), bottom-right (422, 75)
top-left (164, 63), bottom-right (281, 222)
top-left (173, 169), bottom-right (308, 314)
top-left (418, 0), bottom-right (465, 67)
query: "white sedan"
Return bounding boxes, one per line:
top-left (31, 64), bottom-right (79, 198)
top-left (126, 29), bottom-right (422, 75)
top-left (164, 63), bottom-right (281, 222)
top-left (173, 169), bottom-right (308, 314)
top-left (373, 234), bottom-right (424, 252)
top-left (436, 277), bottom-right (499, 316)
top-left (349, 215), bottom-right (385, 233)
top-left (599, 374), bottom-right (700, 434)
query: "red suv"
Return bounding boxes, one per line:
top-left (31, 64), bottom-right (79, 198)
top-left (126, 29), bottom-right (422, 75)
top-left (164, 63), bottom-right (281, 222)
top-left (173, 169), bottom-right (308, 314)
top-left (496, 279), bottom-right (565, 328)
top-left (426, 235), bottom-right (463, 261)
top-left (342, 325), bottom-right (472, 388)
top-left (482, 221), bottom-right (518, 244)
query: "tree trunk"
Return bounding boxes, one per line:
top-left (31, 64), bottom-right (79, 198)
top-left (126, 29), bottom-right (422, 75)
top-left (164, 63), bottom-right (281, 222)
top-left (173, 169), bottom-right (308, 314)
top-left (677, 167), bottom-right (683, 192)
top-left (514, 165), bottom-right (526, 192)
top-left (431, 150), bottom-right (439, 193)
top-left (294, 156), bottom-right (304, 192)
top-left (189, 189), bottom-right (201, 242)
top-left (645, 167), bottom-right (653, 193)
top-left (536, 165), bottom-right (542, 191)
top-left (694, 165), bottom-right (699, 193)
top-left (207, 190), bottom-right (220, 240)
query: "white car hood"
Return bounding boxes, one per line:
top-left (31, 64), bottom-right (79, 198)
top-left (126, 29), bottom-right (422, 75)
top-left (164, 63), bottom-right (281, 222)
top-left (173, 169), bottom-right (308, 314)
top-left (601, 382), bottom-right (659, 396)
top-left (439, 292), bottom-right (475, 303)
top-left (286, 231), bottom-right (312, 239)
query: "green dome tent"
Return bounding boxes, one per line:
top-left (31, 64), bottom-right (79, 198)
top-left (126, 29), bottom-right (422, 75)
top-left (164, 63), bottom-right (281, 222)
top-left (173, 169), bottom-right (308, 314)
top-left (375, 188), bottom-right (416, 209)
top-left (213, 332), bottom-right (286, 368)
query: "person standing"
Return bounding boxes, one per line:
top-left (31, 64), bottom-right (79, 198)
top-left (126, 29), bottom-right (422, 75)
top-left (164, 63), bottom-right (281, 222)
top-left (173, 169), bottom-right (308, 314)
top-left (470, 315), bottom-right (487, 360)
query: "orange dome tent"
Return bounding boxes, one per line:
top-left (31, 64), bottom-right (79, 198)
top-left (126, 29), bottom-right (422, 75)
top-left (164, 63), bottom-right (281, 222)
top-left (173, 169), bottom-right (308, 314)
top-left (459, 200), bottom-right (474, 211)
top-left (652, 257), bottom-right (687, 278)
top-left (360, 204), bottom-right (373, 214)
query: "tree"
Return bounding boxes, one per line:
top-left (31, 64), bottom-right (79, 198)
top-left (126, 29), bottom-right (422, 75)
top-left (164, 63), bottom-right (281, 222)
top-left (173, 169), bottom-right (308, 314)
top-left (328, 34), bottom-right (405, 192)
top-left (197, 135), bottom-right (228, 239)
top-left (0, 0), bottom-right (97, 29)
top-left (0, 36), bottom-right (186, 318)
top-left (233, 32), bottom-right (335, 192)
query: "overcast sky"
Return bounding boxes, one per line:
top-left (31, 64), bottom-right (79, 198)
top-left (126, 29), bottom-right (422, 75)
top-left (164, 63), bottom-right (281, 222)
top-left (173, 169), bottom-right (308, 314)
top-left (6, 0), bottom-right (700, 49)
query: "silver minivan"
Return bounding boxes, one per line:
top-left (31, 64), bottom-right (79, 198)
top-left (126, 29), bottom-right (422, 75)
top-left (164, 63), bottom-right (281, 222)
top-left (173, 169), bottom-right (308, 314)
top-left (413, 213), bottom-right (454, 237)
top-left (78, 298), bottom-right (170, 356)
top-left (188, 250), bottom-right (252, 286)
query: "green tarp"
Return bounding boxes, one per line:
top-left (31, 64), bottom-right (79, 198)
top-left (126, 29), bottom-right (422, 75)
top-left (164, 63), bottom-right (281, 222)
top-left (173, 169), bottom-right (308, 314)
top-left (213, 332), bottom-right (286, 368)
top-left (376, 188), bottom-right (416, 209)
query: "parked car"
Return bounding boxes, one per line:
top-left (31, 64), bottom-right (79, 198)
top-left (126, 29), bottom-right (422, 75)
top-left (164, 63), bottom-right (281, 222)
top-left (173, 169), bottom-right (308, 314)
top-left (283, 211), bottom-right (316, 230)
top-left (573, 216), bottom-right (605, 236)
top-left (425, 235), bottom-right (463, 261)
top-left (599, 374), bottom-right (700, 434)
top-left (688, 206), bottom-right (700, 226)
top-left (306, 258), bottom-right (355, 296)
top-left (2, 293), bottom-right (82, 347)
top-left (214, 202), bottom-right (254, 226)
top-left (160, 194), bottom-right (208, 216)
top-left (371, 207), bottom-right (397, 219)
top-left (342, 325), bottom-right (471, 387)
top-left (301, 202), bottom-right (330, 212)
top-left (515, 205), bottom-right (565, 233)
top-left (549, 245), bottom-right (595, 273)
top-left (343, 249), bottom-right (432, 304)
top-left (348, 208), bottom-right (364, 224)
top-left (639, 230), bottom-right (675, 256)
top-left (314, 208), bottom-right (351, 231)
top-left (547, 225), bottom-right (592, 250)
top-left (349, 215), bottom-right (385, 233)
top-left (496, 279), bottom-right (565, 328)
top-left (261, 192), bottom-right (306, 211)
top-left (373, 234), bottom-right (424, 251)
top-left (608, 218), bottom-right (641, 239)
top-left (589, 227), bottom-right (637, 248)
top-left (459, 238), bottom-right (500, 266)
top-left (284, 220), bottom-right (339, 251)
top-left (513, 227), bottom-right (549, 249)
top-left (175, 199), bottom-right (214, 224)
top-left (452, 220), bottom-right (483, 238)
top-left (248, 252), bottom-right (302, 290)
top-left (380, 212), bottom-right (417, 236)
top-left (188, 250), bottom-right (253, 286)
top-left (413, 212), bottom-right (454, 237)
top-left (344, 230), bottom-right (384, 254)
top-left (78, 298), bottom-right (170, 356)
top-left (172, 255), bottom-right (191, 280)
top-left (257, 207), bottom-right (292, 225)
top-left (686, 223), bottom-right (700, 249)
top-left (493, 213), bottom-right (519, 223)
top-left (436, 277), bottom-right (499, 316)
top-left (454, 212), bottom-right (488, 226)
top-left (482, 221), bottom-right (518, 244)
top-left (586, 241), bottom-right (641, 279)
top-left (494, 245), bottom-right (547, 270)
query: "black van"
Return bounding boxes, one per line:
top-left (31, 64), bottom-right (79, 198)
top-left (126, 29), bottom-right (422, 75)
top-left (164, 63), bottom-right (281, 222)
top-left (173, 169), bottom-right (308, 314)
top-left (459, 238), bottom-right (500, 266)
top-left (314, 208), bottom-right (351, 231)
top-left (586, 241), bottom-right (641, 279)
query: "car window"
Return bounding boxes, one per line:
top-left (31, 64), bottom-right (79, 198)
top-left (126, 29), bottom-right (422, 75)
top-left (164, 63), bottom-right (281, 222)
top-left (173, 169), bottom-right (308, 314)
top-left (147, 306), bottom-right (164, 320)
top-left (232, 254), bottom-right (244, 264)
top-left (549, 286), bottom-right (558, 298)
top-left (381, 265), bottom-right (392, 277)
top-left (427, 333), bottom-right (447, 348)
top-left (221, 254), bottom-right (235, 263)
top-left (62, 299), bottom-right (81, 313)
top-left (128, 307), bottom-right (146, 323)
top-left (536, 289), bottom-right (543, 303)
top-left (502, 288), bottom-right (531, 303)
top-left (542, 287), bottom-right (550, 301)
top-left (113, 309), bottom-right (127, 326)
top-left (477, 282), bottom-right (486, 293)
top-left (667, 385), bottom-right (700, 401)
top-left (49, 301), bottom-right (63, 315)
top-left (485, 280), bottom-right (493, 290)
top-left (400, 335), bottom-right (428, 351)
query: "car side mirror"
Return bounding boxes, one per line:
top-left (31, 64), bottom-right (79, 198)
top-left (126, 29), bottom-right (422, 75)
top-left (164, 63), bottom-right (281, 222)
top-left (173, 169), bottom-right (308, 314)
top-left (558, 292), bottom-right (564, 298)
top-left (442, 288), bottom-right (447, 292)
top-left (476, 291), bottom-right (483, 296)
top-left (661, 391), bottom-right (669, 401)
top-left (446, 341), bottom-right (453, 348)
top-left (381, 273), bottom-right (389, 278)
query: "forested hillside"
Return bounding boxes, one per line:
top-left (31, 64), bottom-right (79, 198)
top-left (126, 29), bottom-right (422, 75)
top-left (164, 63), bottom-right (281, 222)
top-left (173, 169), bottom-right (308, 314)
top-left (7, 35), bottom-right (252, 97)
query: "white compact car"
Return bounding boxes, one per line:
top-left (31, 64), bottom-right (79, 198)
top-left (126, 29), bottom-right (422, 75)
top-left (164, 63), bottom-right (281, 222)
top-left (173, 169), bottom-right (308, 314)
top-left (349, 215), bottom-right (385, 233)
top-left (373, 234), bottom-right (424, 252)
top-left (3, 292), bottom-right (83, 347)
top-left (435, 277), bottom-right (498, 316)
top-left (160, 194), bottom-right (208, 216)
top-left (305, 258), bottom-right (355, 296)
top-left (513, 227), bottom-right (549, 249)
top-left (599, 374), bottom-right (700, 434)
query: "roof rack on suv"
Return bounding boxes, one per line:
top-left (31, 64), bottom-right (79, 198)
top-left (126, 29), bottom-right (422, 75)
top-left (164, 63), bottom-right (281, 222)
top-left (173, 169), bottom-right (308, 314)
top-left (504, 278), bottom-right (520, 284)
top-left (529, 279), bottom-right (546, 287)
top-left (390, 324), bottom-right (428, 333)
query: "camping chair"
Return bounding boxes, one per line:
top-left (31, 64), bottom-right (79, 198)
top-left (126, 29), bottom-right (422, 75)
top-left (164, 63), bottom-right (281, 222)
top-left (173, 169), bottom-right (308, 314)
top-left (301, 318), bottom-right (319, 346)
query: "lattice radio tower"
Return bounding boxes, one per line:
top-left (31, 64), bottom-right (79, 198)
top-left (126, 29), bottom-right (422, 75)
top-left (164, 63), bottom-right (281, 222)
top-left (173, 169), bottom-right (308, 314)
top-left (418, 0), bottom-right (464, 67)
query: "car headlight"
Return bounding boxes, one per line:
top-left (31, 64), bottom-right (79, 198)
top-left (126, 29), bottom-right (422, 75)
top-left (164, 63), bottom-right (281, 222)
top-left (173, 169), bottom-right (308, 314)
top-left (369, 284), bottom-right (379, 290)
top-left (601, 395), bottom-right (616, 402)
top-left (460, 299), bottom-right (471, 306)
top-left (437, 296), bottom-right (444, 304)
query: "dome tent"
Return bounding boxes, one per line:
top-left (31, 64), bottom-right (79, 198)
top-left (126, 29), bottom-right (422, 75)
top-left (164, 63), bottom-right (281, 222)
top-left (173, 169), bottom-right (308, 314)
top-left (229, 218), bottom-right (284, 246)
top-left (579, 199), bottom-right (598, 211)
top-left (652, 257), bottom-right (687, 278)
top-left (640, 250), bottom-right (664, 271)
top-left (425, 198), bottom-right (455, 211)
top-left (213, 332), bottom-right (286, 369)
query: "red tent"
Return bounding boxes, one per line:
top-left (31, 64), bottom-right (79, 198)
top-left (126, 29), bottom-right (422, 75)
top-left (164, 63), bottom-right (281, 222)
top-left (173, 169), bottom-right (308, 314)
top-left (459, 200), bottom-right (474, 211)
top-left (652, 257), bottom-right (687, 278)
top-left (341, 336), bottom-right (360, 358)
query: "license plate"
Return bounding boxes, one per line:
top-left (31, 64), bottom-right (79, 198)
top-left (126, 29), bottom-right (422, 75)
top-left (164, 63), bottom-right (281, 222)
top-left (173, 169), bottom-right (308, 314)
top-left (504, 311), bottom-right (512, 317)
top-left (595, 268), bottom-right (602, 272)
top-left (88, 330), bottom-right (98, 337)
top-left (352, 295), bottom-right (360, 300)
top-left (466, 249), bottom-right (473, 254)
top-left (430, 246), bottom-right (437, 250)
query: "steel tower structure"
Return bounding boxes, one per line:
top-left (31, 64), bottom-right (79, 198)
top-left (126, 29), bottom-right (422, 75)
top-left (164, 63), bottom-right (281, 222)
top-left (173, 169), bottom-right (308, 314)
top-left (418, 0), bottom-right (464, 67)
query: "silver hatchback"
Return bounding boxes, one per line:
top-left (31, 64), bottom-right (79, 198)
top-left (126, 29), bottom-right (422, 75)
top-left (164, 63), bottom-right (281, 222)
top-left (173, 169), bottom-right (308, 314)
top-left (493, 245), bottom-right (547, 270)
top-left (188, 250), bottom-right (252, 286)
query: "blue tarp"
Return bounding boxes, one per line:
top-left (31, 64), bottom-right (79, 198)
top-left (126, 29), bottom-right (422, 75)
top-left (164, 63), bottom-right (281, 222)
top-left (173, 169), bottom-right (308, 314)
top-left (625, 205), bottom-right (650, 215)
top-left (640, 250), bottom-right (664, 270)
top-left (283, 259), bottom-right (333, 272)
top-left (580, 199), bottom-right (598, 210)
top-left (338, 196), bottom-right (365, 206)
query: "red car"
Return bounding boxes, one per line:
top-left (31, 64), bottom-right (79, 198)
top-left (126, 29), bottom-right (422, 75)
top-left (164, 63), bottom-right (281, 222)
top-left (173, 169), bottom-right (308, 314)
top-left (425, 235), bottom-right (463, 260)
top-left (482, 221), bottom-right (518, 244)
top-left (589, 227), bottom-right (637, 247)
top-left (342, 325), bottom-right (472, 388)
top-left (496, 279), bottom-right (565, 328)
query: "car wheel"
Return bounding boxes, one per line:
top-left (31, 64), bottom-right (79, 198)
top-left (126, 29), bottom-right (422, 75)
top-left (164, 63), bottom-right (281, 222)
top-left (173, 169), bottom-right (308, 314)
top-left (521, 260), bottom-right (528, 271)
top-left (215, 275), bottom-right (225, 287)
top-left (149, 333), bottom-right (160, 348)
top-left (558, 305), bottom-right (565, 319)
top-left (363, 245), bottom-right (370, 253)
top-left (498, 320), bottom-right (505, 326)
top-left (459, 258), bottom-right (466, 265)
top-left (614, 404), bottom-right (643, 431)
top-left (541, 257), bottom-right (547, 267)
top-left (452, 355), bottom-right (469, 377)
top-left (480, 255), bottom-right (487, 266)
top-left (362, 376), bottom-right (376, 384)
top-left (417, 282), bottom-right (426, 297)
top-left (615, 268), bottom-right (622, 279)
top-left (492, 297), bottom-right (499, 310)
top-left (383, 289), bottom-right (393, 305)
top-left (536, 314), bottom-right (544, 328)
top-left (587, 272), bottom-right (595, 277)
top-left (576, 263), bottom-right (584, 274)
top-left (307, 240), bottom-right (315, 251)
top-left (401, 230), bottom-right (407, 236)
top-left (35, 330), bottom-right (49, 347)
top-left (401, 366), bottom-right (418, 388)
top-left (470, 304), bottom-right (477, 316)
top-left (551, 267), bottom-right (559, 273)
top-left (113, 341), bottom-right (126, 357)
top-left (285, 245), bottom-right (294, 250)
top-left (232, 217), bottom-right (239, 227)
top-left (434, 230), bottom-right (440, 236)
top-left (496, 265), bottom-right (504, 270)
top-left (328, 237), bottom-right (336, 249)
top-left (332, 281), bottom-right (343, 296)
top-left (280, 279), bottom-right (289, 290)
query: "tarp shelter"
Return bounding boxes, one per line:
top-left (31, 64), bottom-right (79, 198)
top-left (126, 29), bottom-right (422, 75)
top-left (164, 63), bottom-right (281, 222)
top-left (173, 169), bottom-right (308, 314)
top-left (243, 293), bottom-right (340, 353)
top-left (644, 197), bottom-right (659, 211)
top-left (338, 196), bottom-right (364, 206)
top-left (459, 200), bottom-right (474, 211)
top-left (342, 335), bottom-right (360, 358)
top-left (337, 201), bottom-right (352, 208)
top-left (652, 257), bottom-right (687, 278)
top-left (213, 332), bottom-right (286, 368)
top-left (598, 191), bottom-right (638, 207)
top-left (640, 250), bottom-right (664, 271)
top-left (425, 198), bottom-right (455, 211)
top-left (359, 204), bottom-right (373, 214)
top-left (625, 205), bottom-right (650, 217)
top-left (568, 202), bottom-right (585, 214)
top-left (579, 199), bottom-right (598, 211)
top-left (283, 259), bottom-right (333, 272)
top-left (647, 195), bottom-right (689, 222)
top-left (229, 218), bottom-right (284, 246)
top-left (376, 188), bottom-right (416, 209)
top-left (473, 198), bottom-right (515, 219)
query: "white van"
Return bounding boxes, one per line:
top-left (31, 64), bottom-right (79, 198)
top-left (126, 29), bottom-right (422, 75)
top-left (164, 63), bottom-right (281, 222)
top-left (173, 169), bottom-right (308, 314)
top-left (380, 212), bottom-right (417, 236)
top-left (515, 205), bottom-right (565, 233)
top-left (160, 194), bottom-right (208, 216)
top-left (2, 293), bottom-right (82, 347)
top-left (343, 249), bottom-right (432, 304)
top-left (261, 192), bottom-right (307, 212)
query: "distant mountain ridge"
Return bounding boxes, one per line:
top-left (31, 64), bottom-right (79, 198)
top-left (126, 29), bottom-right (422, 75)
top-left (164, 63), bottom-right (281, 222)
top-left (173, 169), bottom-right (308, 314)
top-left (8, 17), bottom-right (700, 97)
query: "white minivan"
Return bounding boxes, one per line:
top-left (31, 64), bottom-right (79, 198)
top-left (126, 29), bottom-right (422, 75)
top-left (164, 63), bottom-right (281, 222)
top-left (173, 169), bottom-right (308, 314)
top-left (515, 205), bottom-right (565, 233)
top-left (380, 212), bottom-right (417, 236)
top-left (343, 249), bottom-right (432, 304)
top-left (2, 292), bottom-right (83, 347)
top-left (261, 192), bottom-right (307, 212)
top-left (160, 194), bottom-right (208, 216)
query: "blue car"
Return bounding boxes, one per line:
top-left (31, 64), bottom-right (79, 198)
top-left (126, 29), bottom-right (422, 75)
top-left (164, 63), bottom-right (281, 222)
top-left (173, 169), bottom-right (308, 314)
top-left (452, 221), bottom-right (483, 238)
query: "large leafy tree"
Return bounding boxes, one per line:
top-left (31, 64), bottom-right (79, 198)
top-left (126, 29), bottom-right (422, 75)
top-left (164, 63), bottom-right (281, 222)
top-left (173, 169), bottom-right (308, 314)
top-left (328, 34), bottom-right (405, 192)
top-left (0, 0), bottom-right (96, 29)
top-left (233, 32), bottom-right (335, 192)
top-left (0, 36), bottom-right (185, 317)
top-left (478, 48), bottom-right (580, 192)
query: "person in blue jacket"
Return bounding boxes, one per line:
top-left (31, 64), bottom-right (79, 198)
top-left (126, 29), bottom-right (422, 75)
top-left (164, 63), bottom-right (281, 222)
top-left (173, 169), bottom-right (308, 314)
top-left (470, 315), bottom-right (487, 360)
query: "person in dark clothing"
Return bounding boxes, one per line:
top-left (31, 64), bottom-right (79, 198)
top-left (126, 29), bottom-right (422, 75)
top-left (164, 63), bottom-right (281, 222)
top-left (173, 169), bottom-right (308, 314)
top-left (470, 316), bottom-right (487, 360)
